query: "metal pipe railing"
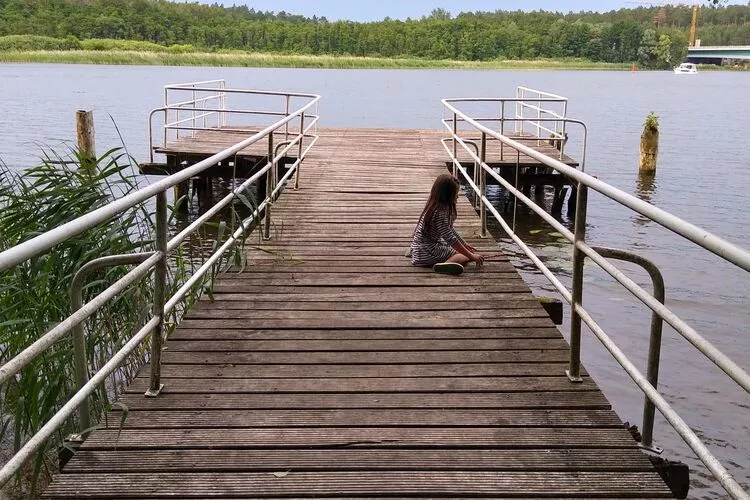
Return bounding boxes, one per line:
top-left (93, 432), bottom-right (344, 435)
top-left (442, 116), bottom-right (587, 171)
top-left (69, 252), bottom-right (154, 431)
top-left (591, 246), bottom-right (665, 450)
top-left (442, 96), bottom-right (749, 499)
top-left (0, 83), bottom-right (320, 487)
top-left (443, 102), bottom-right (749, 392)
top-left (515, 87), bottom-right (568, 148)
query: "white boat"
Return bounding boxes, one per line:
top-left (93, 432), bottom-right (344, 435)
top-left (674, 62), bottom-right (698, 74)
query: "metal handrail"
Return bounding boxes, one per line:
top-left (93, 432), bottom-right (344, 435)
top-left (0, 83), bottom-right (320, 486)
top-left (150, 84), bottom-right (320, 162)
top-left (590, 247), bottom-right (665, 451)
top-left (443, 116), bottom-right (587, 168)
top-left (444, 93), bottom-right (570, 159)
top-left (442, 97), bottom-right (749, 499)
top-left (165, 80), bottom-right (225, 89)
top-left (515, 87), bottom-right (568, 148)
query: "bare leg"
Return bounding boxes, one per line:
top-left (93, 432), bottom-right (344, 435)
top-left (444, 253), bottom-right (470, 265)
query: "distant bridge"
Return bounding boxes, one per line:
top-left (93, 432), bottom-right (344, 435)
top-left (687, 45), bottom-right (750, 63)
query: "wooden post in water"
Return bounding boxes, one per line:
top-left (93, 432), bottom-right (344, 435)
top-left (76, 110), bottom-right (96, 175)
top-left (639, 112), bottom-right (659, 174)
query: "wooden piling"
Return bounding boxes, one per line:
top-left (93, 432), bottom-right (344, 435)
top-left (75, 110), bottom-right (96, 174)
top-left (639, 113), bottom-right (659, 174)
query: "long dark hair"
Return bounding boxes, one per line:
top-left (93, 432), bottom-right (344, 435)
top-left (419, 174), bottom-right (459, 230)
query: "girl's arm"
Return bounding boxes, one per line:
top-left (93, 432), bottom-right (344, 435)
top-left (451, 240), bottom-right (484, 265)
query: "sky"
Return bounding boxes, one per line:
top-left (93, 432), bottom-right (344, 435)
top-left (211, 1), bottom-right (745, 22)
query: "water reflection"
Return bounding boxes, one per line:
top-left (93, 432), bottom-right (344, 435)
top-left (171, 177), bottom-right (262, 263)
top-left (632, 172), bottom-right (658, 228)
top-left (466, 183), bottom-right (577, 279)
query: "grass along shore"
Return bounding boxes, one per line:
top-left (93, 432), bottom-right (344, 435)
top-left (0, 49), bottom-right (636, 70)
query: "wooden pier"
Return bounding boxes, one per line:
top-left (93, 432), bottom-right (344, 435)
top-left (143, 126), bottom-right (580, 214)
top-left (43, 128), bottom-right (673, 498)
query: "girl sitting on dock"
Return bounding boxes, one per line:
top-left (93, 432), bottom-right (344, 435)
top-left (411, 174), bottom-right (484, 275)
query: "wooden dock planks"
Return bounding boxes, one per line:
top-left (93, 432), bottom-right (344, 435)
top-left (42, 128), bottom-right (672, 498)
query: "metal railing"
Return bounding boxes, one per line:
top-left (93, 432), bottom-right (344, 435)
top-left (515, 86), bottom-right (568, 153)
top-left (149, 79), bottom-right (320, 162)
top-left (165, 79), bottom-right (226, 141)
top-left (442, 96), bottom-right (750, 500)
top-left (0, 82), bottom-right (321, 486)
top-left (446, 91), bottom-right (574, 164)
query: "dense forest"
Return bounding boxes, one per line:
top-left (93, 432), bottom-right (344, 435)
top-left (1, 0), bottom-right (750, 68)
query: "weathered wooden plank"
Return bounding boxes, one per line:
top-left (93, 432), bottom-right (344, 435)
top-left (208, 275), bottom-right (523, 287)
top-left (99, 409), bottom-right (622, 429)
top-left (148, 363), bottom-right (585, 378)
top-left (80, 427), bottom-right (639, 450)
top-left (220, 265), bottom-right (519, 276)
top-left (193, 299), bottom-right (538, 311)
top-left (159, 349), bottom-right (571, 364)
top-left (176, 317), bottom-right (555, 329)
top-left (226, 264), bottom-right (516, 274)
top-left (169, 327), bottom-right (564, 340)
top-left (62, 449), bottom-right (655, 473)
top-left (43, 471), bottom-right (672, 498)
top-left (204, 292), bottom-right (532, 303)
top-left (183, 309), bottom-right (551, 321)
top-left (124, 376), bottom-right (596, 394)
top-left (162, 338), bottom-right (569, 352)
top-left (117, 391), bottom-right (612, 411)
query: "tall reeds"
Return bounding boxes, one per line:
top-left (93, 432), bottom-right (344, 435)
top-left (0, 148), bottom-right (238, 497)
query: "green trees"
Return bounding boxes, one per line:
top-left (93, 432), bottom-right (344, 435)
top-left (0, 1), bottom-right (748, 66)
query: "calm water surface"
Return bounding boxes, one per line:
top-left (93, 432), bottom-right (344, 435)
top-left (1, 64), bottom-right (749, 498)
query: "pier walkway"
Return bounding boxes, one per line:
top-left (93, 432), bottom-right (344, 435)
top-left (42, 128), bottom-right (673, 498)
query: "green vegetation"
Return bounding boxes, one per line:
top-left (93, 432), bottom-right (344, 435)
top-left (0, 34), bottom-right (79, 51)
top-left (644, 112), bottom-right (660, 131)
top-left (1, 2), bottom-right (749, 69)
top-left (0, 148), bottom-right (246, 498)
top-left (0, 46), bottom-right (632, 70)
top-left (0, 151), bottom-right (154, 497)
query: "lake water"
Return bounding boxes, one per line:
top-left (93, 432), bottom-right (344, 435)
top-left (1, 63), bottom-right (749, 498)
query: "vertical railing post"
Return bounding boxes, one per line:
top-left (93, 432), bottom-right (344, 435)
top-left (513, 149), bottom-right (520, 233)
top-left (146, 190), bottom-right (168, 397)
top-left (294, 113), bottom-right (305, 190)
top-left (220, 81), bottom-right (226, 128)
top-left (202, 94), bottom-right (207, 130)
top-left (500, 101), bottom-right (505, 161)
top-left (561, 100), bottom-right (568, 160)
top-left (536, 97), bottom-right (542, 146)
top-left (479, 132), bottom-right (487, 238)
top-left (515, 88), bottom-right (521, 135)
top-left (263, 133), bottom-right (274, 240)
top-left (452, 114), bottom-right (458, 177)
top-left (191, 88), bottom-right (196, 138)
top-left (71, 291), bottom-right (90, 433)
top-left (473, 156), bottom-right (480, 211)
top-left (163, 86), bottom-right (169, 144)
top-left (284, 95), bottom-right (291, 143)
top-left (567, 184), bottom-right (588, 383)
top-left (642, 273), bottom-right (666, 448)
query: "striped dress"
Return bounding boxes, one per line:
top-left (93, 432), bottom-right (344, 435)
top-left (410, 205), bottom-right (464, 266)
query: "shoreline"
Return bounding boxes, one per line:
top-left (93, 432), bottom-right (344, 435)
top-left (0, 50), bottom-right (638, 70)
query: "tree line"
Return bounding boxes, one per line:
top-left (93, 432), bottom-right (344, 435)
top-left (1, 0), bottom-right (749, 68)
